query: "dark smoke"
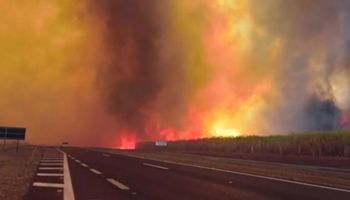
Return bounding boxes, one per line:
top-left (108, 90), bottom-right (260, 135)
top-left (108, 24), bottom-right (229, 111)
top-left (90, 0), bottom-right (164, 133)
top-left (304, 95), bottom-right (341, 131)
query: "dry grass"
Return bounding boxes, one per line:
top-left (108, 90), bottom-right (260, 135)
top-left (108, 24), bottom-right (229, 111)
top-left (0, 143), bottom-right (42, 200)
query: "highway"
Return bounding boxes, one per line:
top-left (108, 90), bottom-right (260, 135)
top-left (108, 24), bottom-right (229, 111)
top-left (25, 147), bottom-right (350, 200)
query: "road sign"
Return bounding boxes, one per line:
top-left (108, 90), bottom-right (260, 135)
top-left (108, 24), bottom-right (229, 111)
top-left (155, 140), bottom-right (167, 147)
top-left (0, 127), bottom-right (26, 140)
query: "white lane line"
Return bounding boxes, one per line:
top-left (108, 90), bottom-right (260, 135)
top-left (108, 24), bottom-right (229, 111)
top-left (123, 155), bottom-right (350, 194)
top-left (37, 173), bottom-right (64, 177)
top-left (56, 148), bottom-right (76, 200)
top-left (102, 153), bottom-right (111, 157)
top-left (90, 169), bottom-right (102, 175)
top-left (81, 163), bottom-right (88, 168)
top-left (143, 163), bottom-right (169, 170)
top-left (39, 167), bottom-right (63, 170)
top-left (40, 163), bottom-right (63, 166)
top-left (33, 182), bottom-right (64, 188)
top-left (107, 178), bottom-right (130, 190)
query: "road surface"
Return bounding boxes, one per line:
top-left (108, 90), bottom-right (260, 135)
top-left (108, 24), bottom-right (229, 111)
top-left (25, 147), bottom-right (350, 200)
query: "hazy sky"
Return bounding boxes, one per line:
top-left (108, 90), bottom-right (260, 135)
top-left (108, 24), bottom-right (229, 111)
top-left (0, 0), bottom-right (349, 148)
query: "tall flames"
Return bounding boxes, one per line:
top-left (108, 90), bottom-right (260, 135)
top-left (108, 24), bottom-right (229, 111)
top-left (0, 0), bottom-right (349, 148)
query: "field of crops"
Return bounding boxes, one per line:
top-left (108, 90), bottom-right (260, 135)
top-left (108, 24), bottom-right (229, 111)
top-left (136, 131), bottom-right (350, 157)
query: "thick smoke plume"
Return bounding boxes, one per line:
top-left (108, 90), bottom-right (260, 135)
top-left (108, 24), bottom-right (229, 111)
top-left (0, 0), bottom-right (349, 147)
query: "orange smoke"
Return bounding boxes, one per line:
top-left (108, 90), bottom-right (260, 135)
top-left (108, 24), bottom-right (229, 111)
top-left (0, 0), bottom-right (349, 149)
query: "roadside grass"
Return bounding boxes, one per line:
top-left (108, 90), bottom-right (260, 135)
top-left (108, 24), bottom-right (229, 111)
top-left (0, 144), bottom-right (42, 200)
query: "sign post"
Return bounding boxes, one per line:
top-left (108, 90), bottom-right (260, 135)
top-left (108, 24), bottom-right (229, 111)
top-left (3, 128), bottom-right (7, 149)
top-left (0, 127), bottom-right (26, 152)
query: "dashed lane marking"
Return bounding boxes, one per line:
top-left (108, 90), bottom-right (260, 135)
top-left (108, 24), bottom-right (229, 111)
top-left (81, 163), bottom-right (88, 168)
top-left (143, 163), bottom-right (169, 170)
top-left (124, 154), bottom-right (350, 194)
top-left (107, 178), bottom-right (130, 190)
top-left (90, 169), bottom-right (102, 175)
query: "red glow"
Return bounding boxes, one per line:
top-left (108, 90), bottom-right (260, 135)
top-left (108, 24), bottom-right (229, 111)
top-left (117, 131), bottom-right (136, 149)
top-left (340, 112), bottom-right (350, 128)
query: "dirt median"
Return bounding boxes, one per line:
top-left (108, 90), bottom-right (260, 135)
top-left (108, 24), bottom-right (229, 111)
top-left (0, 144), bottom-right (42, 200)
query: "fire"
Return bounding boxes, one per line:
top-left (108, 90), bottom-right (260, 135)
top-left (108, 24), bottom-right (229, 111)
top-left (208, 127), bottom-right (241, 137)
top-left (1, 0), bottom-right (349, 148)
top-left (117, 133), bottom-right (136, 150)
top-left (205, 111), bottom-right (243, 138)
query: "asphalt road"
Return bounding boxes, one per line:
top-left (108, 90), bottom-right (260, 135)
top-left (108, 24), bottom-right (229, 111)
top-left (26, 147), bottom-right (350, 200)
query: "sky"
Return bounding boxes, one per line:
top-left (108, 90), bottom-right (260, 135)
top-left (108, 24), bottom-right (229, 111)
top-left (0, 0), bottom-right (349, 148)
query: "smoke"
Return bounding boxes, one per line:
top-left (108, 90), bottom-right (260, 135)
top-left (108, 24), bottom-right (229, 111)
top-left (90, 0), bottom-right (163, 133)
top-left (0, 0), bottom-right (350, 147)
top-left (303, 94), bottom-right (340, 131)
top-left (250, 0), bottom-right (350, 134)
top-left (86, 0), bottom-right (350, 140)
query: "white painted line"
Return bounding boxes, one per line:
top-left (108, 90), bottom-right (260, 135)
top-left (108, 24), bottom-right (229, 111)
top-left (40, 163), bottom-right (63, 166)
top-left (39, 167), bottom-right (63, 170)
top-left (75, 160), bottom-right (81, 163)
top-left (43, 157), bottom-right (63, 159)
top-left (56, 148), bottom-right (76, 200)
top-left (41, 160), bottom-right (63, 163)
top-left (37, 173), bottom-right (64, 177)
top-left (33, 182), bottom-right (64, 188)
top-left (90, 169), bottom-right (102, 175)
top-left (107, 178), bottom-right (130, 190)
top-left (143, 163), bottom-right (169, 170)
top-left (102, 153), bottom-right (111, 157)
top-left (81, 163), bottom-right (88, 168)
top-left (123, 155), bottom-right (350, 194)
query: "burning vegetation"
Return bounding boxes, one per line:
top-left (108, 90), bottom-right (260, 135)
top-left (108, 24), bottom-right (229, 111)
top-left (0, 0), bottom-right (349, 148)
